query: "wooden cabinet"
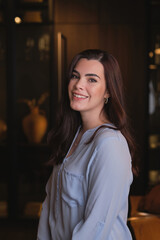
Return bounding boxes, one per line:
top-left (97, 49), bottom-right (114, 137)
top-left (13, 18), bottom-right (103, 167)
top-left (148, 0), bottom-right (160, 187)
top-left (0, 0), bottom-right (54, 224)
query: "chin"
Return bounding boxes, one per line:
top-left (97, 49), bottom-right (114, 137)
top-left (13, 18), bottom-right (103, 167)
top-left (70, 103), bottom-right (83, 112)
top-left (70, 106), bottom-right (81, 112)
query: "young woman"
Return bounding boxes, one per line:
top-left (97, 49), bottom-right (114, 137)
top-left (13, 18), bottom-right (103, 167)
top-left (37, 49), bottom-right (137, 240)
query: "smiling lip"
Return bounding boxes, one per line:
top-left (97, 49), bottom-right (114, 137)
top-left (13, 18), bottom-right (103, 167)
top-left (72, 92), bottom-right (88, 99)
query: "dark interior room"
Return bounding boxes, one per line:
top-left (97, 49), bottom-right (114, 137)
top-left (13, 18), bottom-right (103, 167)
top-left (0, 0), bottom-right (160, 239)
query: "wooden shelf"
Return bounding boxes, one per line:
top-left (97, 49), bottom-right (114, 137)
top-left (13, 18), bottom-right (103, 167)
top-left (151, 0), bottom-right (160, 6)
top-left (18, 2), bottom-right (48, 10)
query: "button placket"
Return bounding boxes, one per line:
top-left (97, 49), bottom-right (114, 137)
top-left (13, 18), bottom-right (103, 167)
top-left (55, 158), bottom-right (68, 218)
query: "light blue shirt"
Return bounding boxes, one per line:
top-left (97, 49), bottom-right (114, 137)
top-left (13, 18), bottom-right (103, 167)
top-left (37, 124), bottom-right (133, 240)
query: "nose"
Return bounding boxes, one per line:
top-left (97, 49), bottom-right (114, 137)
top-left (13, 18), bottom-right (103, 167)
top-left (74, 78), bottom-right (84, 90)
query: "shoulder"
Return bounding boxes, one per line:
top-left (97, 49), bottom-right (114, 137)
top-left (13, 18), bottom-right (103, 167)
top-left (90, 127), bottom-right (132, 176)
top-left (91, 126), bottom-right (131, 164)
top-left (93, 126), bottom-right (127, 148)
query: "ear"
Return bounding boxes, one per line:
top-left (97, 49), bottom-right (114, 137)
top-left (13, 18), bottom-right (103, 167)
top-left (104, 89), bottom-right (110, 99)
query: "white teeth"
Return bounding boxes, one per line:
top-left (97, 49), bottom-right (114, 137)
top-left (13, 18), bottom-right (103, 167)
top-left (73, 93), bottom-right (87, 99)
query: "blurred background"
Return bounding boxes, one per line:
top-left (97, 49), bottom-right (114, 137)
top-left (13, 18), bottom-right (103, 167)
top-left (0, 0), bottom-right (160, 239)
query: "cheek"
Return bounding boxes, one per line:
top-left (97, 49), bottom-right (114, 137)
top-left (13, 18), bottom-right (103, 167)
top-left (68, 81), bottom-right (75, 99)
top-left (93, 87), bottom-right (106, 98)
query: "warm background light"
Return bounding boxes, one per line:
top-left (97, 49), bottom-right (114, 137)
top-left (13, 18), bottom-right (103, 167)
top-left (14, 16), bottom-right (22, 24)
top-left (155, 48), bottom-right (160, 55)
top-left (149, 51), bottom-right (154, 58)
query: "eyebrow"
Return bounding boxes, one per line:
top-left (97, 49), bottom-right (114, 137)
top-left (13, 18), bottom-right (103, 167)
top-left (73, 69), bottom-right (100, 79)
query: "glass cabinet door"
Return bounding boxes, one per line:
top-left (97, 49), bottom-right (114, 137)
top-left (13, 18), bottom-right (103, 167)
top-left (0, 0), bottom-right (55, 220)
top-left (148, 61), bottom-right (160, 187)
top-left (148, 0), bottom-right (160, 188)
top-left (16, 24), bottom-right (53, 218)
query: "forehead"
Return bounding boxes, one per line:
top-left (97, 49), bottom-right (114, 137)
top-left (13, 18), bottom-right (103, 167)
top-left (74, 59), bottom-right (104, 76)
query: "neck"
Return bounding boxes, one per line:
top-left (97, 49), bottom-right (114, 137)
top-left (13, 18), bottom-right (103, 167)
top-left (80, 111), bottom-right (109, 132)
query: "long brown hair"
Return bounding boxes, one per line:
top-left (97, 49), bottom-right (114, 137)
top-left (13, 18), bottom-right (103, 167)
top-left (48, 49), bottom-right (138, 175)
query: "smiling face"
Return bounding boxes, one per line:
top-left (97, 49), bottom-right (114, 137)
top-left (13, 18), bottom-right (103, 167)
top-left (68, 58), bottom-right (109, 119)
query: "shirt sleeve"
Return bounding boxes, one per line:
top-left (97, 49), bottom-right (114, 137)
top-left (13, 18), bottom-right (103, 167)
top-left (72, 135), bottom-right (133, 240)
top-left (37, 175), bottom-right (52, 240)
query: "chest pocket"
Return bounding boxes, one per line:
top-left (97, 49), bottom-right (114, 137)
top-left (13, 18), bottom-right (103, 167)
top-left (60, 167), bottom-right (85, 208)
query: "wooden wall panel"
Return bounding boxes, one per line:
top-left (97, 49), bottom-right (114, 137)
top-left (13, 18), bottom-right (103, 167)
top-left (98, 24), bottom-right (148, 195)
top-left (54, 0), bottom-right (99, 24)
top-left (53, 0), bottom-right (148, 194)
top-left (54, 24), bottom-right (99, 65)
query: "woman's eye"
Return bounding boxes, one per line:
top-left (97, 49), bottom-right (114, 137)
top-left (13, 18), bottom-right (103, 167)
top-left (89, 78), bottom-right (97, 83)
top-left (71, 74), bottom-right (79, 79)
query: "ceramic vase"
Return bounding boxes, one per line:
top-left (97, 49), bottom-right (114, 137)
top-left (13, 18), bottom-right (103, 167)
top-left (22, 106), bottom-right (48, 144)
